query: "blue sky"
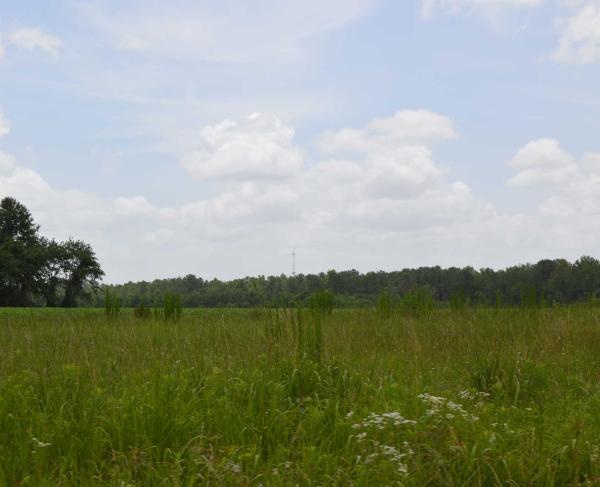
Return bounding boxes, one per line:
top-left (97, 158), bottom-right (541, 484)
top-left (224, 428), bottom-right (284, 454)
top-left (1, 0), bottom-right (600, 282)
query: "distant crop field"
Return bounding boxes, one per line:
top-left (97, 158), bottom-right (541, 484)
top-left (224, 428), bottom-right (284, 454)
top-left (1, 306), bottom-right (600, 485)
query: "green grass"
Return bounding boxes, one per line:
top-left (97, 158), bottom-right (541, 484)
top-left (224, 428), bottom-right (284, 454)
top-left (2, 306), bottom-right (600, 485)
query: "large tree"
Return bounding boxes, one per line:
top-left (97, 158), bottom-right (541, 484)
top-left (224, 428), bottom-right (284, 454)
top-left (0, 197), bottom-right (104, 307)
top-left (60, 239), bottom-right (104, 307)
top-left (0, 197), bottom-right (44, 305)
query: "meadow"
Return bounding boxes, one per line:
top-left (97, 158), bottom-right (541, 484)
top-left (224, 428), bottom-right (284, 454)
top-left (1, 306), bottom-right (600, 485)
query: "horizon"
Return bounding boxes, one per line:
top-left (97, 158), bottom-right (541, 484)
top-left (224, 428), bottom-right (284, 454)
top-left (2, 1), bottom-right (600, 282)
top-left (110, 254), bottom-right (596, 286)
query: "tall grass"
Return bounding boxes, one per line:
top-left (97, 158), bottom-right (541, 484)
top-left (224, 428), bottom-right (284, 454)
top-left (2, 306), bottom-right (600, 484)
top-left (104, 288), bottom-right (121, 319)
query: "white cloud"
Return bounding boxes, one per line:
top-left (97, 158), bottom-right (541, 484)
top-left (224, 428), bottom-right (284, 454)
top-left (81, 0), bottom-right (375, 62)
top-left (507, 138), bottom-right (579, 186)
top-left (0, 108), bottom-right (477, 280)
top-left (506, 140), bottom-right (600, 253)
top-left (114, 196), bottom-right (156, 217)
top-left (362, 146), bottom-right (444, 198)
top-left (0, 27), bottom-right (63, 60)
top-left (554, 1), bottom-right (600, 64)
top-left (142, 228), bottom-right (176, 245)
top-left (181, 113), bottom-right (304, 181)
top-left (0, 150), bottom-right (16, 173)
top-left (5, 105), bottom-right (600, 282)
top-left (421, 0), bottom-right (544, 18)
top-left (318, 109), bottom-right (456, 154)
top-left (6, 27), bottom-right (63, 56)
top-left (0, 112), bottom-right (10, 137)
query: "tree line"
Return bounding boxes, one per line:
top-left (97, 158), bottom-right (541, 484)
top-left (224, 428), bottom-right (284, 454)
top-left (99, 256), bottom-right (600, 309)
top-left (4, 196), bottom-right (600, 309)
top-left (0, 197), bottom-right (104, 306)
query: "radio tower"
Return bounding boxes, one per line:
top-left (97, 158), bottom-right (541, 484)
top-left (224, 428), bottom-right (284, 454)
top-left (292, 248), bottom-right (296, 276)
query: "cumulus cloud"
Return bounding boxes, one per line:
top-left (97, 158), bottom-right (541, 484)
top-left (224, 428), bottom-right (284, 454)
top-left (5, 106), bottom-right (600, 282)
top-left (181, 113), bottom-right (304, 181)
top-left (363, 146), bottom-right (444, 199)
top-left (507, 139), bottom-right (600, 247)
top-left (0, 107), bottom-right (481, 280)
top-left (420, 0), bottom-right (544, 18)
top-left (554, 1), bottom-right (600, 64)
top-left (507, 138), bottom-right (579, 186)
top-left (318, 109), bottom-right (456, 154)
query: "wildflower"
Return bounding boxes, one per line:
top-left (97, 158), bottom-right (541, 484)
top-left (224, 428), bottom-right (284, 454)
top-left (32, 437), bottom-right (51, 448)
top-left (366, 453), bottom-right (379, 463)
top-left (458, 390), bottom-right (474, 400)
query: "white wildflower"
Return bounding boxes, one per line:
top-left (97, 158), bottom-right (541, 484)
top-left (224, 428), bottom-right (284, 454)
top-left (366, 453), bottom-right (379, 463)
top-left (32, 437), bottom-right (51, 448)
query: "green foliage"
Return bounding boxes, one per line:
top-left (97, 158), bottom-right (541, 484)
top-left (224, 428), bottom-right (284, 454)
top-left (104, 288), bottom-right (121, 319)
top-left (93, 256), bottom-right (600, 309)
top-left (376, 288), bottom-right (393, 317)
top-left (133, 301), bottom-right (152, 319)
top-left (1, 306), bottom-right (600, 484)
top-left (400, 287), bottom-right (434, 318)
top-left (162, 293), bottom-right (183, 322)
top-left (521, 285), bottom-right (539, 308)
top-left (266, 306), bottom-right (324, 363)
top-left (300, 309), bottom-right (324, 363)
top-left (0, 197), bottom-right (43, 306)
top-left (0, 197), bottom-right (104, 307)
top-left (469, 354), bottom-right (549, 405)
top-left (310, 289), bottom-right (334, 315)
top-left (58, 239), bottom-right (104, 307)
top-left (450, 288), bottom-right (468, 313)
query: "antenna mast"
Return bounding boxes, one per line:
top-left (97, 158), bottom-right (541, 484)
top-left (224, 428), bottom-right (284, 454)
top-left (292, 248), bottom-right (296, 276)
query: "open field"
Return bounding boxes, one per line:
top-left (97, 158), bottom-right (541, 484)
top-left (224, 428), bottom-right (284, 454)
top-left (2, 307), bottom-right (600, 485)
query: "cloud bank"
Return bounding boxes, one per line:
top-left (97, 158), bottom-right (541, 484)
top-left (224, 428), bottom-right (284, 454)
top-left (2, 105), bottom-right (598, 282)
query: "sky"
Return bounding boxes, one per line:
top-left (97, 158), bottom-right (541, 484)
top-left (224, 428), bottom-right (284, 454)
top-left (1, 0), bottom-right (600, 283)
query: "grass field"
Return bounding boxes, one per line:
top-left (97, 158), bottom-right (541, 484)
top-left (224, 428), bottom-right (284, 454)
top-left (2, 306), bottom-right (600, 485)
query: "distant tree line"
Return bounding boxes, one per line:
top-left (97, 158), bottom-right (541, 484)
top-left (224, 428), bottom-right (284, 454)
top-left (98, 256), bottom-right (600, 309)
top-left (0, 197), bottom-right (104, 306)
top-left (4, 196), bottom-right (600, 309)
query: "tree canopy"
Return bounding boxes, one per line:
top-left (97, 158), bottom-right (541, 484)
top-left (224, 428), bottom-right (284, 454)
top-left (100, 257), bottom-right (600, 309)
top-left (0, 197), bottom-right (104, 307)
